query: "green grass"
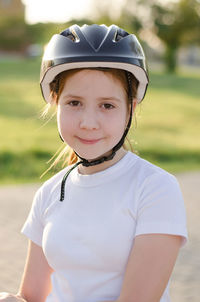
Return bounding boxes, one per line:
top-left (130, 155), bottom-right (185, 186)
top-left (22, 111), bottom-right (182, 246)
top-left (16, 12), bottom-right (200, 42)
top-left (0, 58), bottom-right (200, 184)
top-left (131, 70), bottom-right (200, 172)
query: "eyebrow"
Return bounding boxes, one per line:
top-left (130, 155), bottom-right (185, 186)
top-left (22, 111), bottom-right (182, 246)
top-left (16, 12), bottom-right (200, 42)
top-left (62, 94), bottom-right (83, 99)
top-left (62, 94), bottom-right (121, 102)
top-left (97, 96), bottom-right (121, 102)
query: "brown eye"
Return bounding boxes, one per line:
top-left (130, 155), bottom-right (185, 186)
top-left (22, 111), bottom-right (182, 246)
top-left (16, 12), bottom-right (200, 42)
top-left (102, 103), bottom-right (115, 109)
top-left (68, 100), bottom-right (81, 106)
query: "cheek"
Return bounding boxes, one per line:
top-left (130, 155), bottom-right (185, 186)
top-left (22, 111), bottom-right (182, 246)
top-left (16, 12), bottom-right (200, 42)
top-left (106, 111), bottom-right (128, 139)
top-left (57, 107), bottom-right (75, 135)
top-left (115, 107), bottom-right (129, 128)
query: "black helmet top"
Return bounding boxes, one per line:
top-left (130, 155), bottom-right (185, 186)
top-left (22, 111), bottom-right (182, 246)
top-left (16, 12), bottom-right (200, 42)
top-left (40, 24), bottom-right (149, 103)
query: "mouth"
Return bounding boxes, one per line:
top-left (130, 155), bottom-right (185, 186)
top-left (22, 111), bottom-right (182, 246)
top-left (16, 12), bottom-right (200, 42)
top-left (76, 136), bottom-right (102, 145)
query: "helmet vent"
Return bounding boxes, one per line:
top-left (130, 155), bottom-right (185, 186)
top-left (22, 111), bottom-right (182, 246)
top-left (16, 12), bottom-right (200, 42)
top-left (60, 28), bottom-right (77, 42)
top-left (67, 34), bottom-right (76, 42)
top-left (115, 28), bottom-right (129, 42)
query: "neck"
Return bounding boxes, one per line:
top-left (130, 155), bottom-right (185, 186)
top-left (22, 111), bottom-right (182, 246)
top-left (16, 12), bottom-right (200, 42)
top-left (77, 147), bottom-right (127, 175)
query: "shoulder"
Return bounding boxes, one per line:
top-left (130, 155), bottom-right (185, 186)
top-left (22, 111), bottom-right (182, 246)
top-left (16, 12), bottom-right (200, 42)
top-left (32, 165), bottom-right (73, 212)
top-left (129, 153), bottom-right (185, 215)
top-left (127, 152), bottom-right (183, 210)
top-left (128, 151), bottom-right (178, 186)
top-left (129, 154), bottom-right (188, 245)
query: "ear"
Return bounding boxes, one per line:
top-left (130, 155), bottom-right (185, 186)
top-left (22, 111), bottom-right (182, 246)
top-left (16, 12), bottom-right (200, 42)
top-left (126, 98), bottom-right (137, 125)
top-left (128, 98), bottom-right (137, 116)
top-left (132, 98), bottom-right (137, 113)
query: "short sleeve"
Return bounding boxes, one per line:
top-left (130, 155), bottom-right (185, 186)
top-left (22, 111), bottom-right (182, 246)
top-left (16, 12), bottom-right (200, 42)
top-left (21, 186), bottom-right (45, 246)
top-left (135, 173), bottom-right (188, 247)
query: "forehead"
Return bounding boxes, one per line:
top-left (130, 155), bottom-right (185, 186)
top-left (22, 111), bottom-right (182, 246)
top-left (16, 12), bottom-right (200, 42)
top-left (62, 69), bottom-right (124, 89)
top-left (61, 69), bottom-right (126, 99)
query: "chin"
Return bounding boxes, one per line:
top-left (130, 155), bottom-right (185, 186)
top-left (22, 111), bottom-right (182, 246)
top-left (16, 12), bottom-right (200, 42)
top-left (75, 149), bottom-right (111, 161)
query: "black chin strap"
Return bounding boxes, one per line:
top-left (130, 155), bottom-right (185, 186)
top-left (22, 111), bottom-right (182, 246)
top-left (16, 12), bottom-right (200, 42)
top-left (60, 71), bottom-right (133, 201)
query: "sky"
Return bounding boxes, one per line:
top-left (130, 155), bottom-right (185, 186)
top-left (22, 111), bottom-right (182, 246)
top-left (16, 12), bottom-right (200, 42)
top-left (22, 0), bottom-right (177, 24)
top-left (22, 0), bottom-right (125, 24)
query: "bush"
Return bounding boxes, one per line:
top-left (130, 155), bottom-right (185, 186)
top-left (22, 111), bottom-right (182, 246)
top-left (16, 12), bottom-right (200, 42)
top-left (0, 17), bottom-right (29, 51)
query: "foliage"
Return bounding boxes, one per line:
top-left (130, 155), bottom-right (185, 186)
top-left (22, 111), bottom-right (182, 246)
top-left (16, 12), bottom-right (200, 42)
top-left (25, 23), bottom-right (60, 45)
top-left (151, 0), bottom-right (200, 72)
top-left (89, 0), bottom-right (200, 72)
top-left (25, 19), bottom-right (92, 46)
top-left (0, 17), bottom-right (92, 53)
top-left (0, 17), bottom-right (28, 51)
top-left (0, 0), bottom-right (199, 74)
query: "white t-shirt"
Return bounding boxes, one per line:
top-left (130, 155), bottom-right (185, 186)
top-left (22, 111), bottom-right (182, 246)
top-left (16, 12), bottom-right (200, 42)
top-left (21, 151), bottom-right (188, 302)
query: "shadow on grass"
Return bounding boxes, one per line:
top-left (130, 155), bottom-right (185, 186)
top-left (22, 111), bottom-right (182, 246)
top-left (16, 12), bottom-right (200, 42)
top-left (138, 149), bottom-right (200, 173)
top-left (0, 149), bottom-right (61, 184)
top-left (140, 149), bottom-right (199, 161)
top-left (0, 149), bottom-right (200, 184)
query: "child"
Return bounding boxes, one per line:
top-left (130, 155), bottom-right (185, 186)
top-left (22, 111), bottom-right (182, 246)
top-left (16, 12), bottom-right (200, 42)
top-left (0, 24), bottom-right (187, 302)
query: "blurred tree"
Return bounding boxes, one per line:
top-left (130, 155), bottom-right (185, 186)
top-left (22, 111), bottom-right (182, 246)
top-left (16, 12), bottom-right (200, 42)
top-left (151, 0), bottom-right (200, 72)
top-left (26, 18), bottom-right (93, 46)
top-left (0, 0), bottom-right (25, 19)
top-left (0, 16), bottom-right (28, 51)
top-left (0, 18), bottom-right (92, 53)
top-left (90, 0), bottom-right (143, 34)
top-left (26, 22), bottom-right (61, 45)
top-left (118, 0), bottom-right (200, 72)
top-left (119, 0), bottom-right (148, 33)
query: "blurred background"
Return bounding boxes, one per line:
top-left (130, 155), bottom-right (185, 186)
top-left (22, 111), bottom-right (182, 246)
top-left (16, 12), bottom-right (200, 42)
top-left (0, 0), bottom-right (200, 183)
top-left (0, 0), bottom-right (200, 301)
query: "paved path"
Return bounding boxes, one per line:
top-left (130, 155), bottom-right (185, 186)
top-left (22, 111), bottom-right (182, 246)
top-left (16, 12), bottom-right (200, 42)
top-left (0, 172), bottom-right (199, 301)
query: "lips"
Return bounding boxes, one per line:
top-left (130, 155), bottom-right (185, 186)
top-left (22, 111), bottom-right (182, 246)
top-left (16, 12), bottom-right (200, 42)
top-left (76, 136), bottom-right (102, 144)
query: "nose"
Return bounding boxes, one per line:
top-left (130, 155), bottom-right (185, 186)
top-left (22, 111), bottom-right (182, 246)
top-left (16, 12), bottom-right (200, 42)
top-left (79, 107), bottom-right (100, 130)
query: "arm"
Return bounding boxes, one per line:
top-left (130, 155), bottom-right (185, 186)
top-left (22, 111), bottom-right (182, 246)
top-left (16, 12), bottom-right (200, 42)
top-left (0, 240), bottom-right (53, 302)
top-left (17, 240), bottom-right (53, 302)
top-left (117, 234), bottom-right (182, 302)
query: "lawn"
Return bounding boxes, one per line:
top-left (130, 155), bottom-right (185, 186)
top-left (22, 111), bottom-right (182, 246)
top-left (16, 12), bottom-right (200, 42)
top-left (0, 58), bottom-right (200, 184)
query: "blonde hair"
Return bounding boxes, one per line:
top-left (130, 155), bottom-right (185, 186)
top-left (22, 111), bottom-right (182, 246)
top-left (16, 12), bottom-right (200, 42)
top-left (41, 68), bottom-right (138, 177)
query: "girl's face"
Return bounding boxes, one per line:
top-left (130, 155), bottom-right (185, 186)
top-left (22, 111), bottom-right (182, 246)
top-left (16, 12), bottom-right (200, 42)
top-left (57, 69), bottom-right (131, 162)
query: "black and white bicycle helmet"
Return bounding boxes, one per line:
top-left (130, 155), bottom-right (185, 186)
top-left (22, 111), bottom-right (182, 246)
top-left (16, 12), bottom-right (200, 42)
top-left (40, 24), bottom-right (149, 103)
top-left (39, 24), bottom-right (149, 201)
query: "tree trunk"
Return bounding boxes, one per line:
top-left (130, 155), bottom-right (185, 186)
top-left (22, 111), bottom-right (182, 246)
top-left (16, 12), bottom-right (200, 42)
top-left (164, 45), bottom-right (178, 73)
